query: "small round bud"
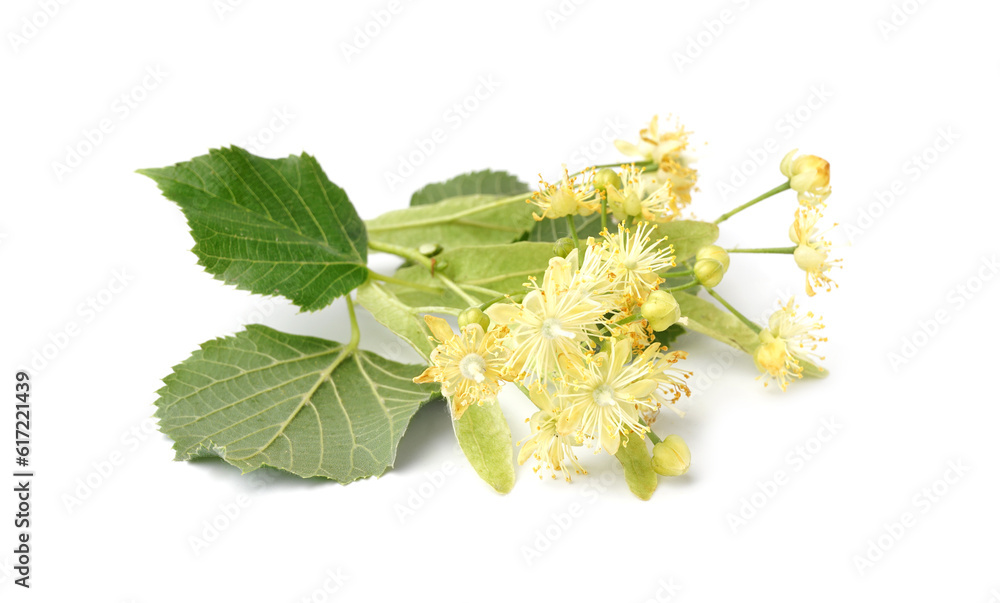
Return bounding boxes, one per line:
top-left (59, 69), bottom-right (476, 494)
top-left (696, 244), bottom-right (730, 272)
top-left (418, 243), bottom-right (442, 257)
top-left (641, 290), bottom-right (681, 332)
top-left (458, 307), bottom-right (490, 331)
top-left (593, 168), bottom-right (622, 193)
top-left (552, 237), bottom-right (576, 258)
top-left (694, 258), bottom-right (725, 288)
top-left (651, 435), bottom-right (690, 477)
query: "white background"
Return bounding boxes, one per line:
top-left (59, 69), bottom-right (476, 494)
top-left (2, 0), bottom-right (999, 601)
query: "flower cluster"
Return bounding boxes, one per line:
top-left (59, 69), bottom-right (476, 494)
top-left (415, 223), bottom-right (692, 481)
top-left (494, 224), bottom-right (691, 479)
top-left (407, 114), bottom-right (838, 496)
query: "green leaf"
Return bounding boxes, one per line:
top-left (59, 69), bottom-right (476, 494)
top-left (453, 402), bottom-right (515, 494)
top-left (410, 169), bottom-right (529, 206)
top-left (526, 212), bottom-right (604, 243)
top-left (388, 241), bottom-right (554, 308)
top-left (614, 434), bottom-right (658, 501)
top-left (673, 291), bottom-right (759, 354)
top-left (653, 323), bottom-right (686, 349)
top-left (366, 194), bottom-right (536, 251)
top-left (139, 147), bottom-right (368, 312)
top-left (799, 358), bottom-right (829, 379)
top-left (674, 291), bottom-right (760, 353)
top-left (154, 325), bottom-right (438, 483)
top-left (651, 220), bottom-right (719, 263)
top-left (355, 280), bottom-right (435, 361)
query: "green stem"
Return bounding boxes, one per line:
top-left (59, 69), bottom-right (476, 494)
top-left (568, 160), bottom-right (654, 179)
top-left (566, 216), bottom-right (580, 247)
top-left (478, 292), bottom-right (524, 311)
top-left (714, 181), bottom-right (791, 225)
top-left (410, 306), bottom-right (462, 316)
top-left (368, 270), bottom-right (441, 293)
top-left (459, 283), bottom-right (505, 298)
top-left (639, 419), bottom-right (662, 444)
top-left (664, 280), bottom-right (700, 292)
top-left (600, 196), bottom-right (609, 231)
top-left (662, 268), bottom-right (695, 278)
top-left (345, 295), bottom-right (361, 351)
top-left (726, 246), bottom-right (796, 254)
top-left (614, 312), bottom-right (643, 326)
top-left (438, 274), bottom-right (480, 307)
top-left (705, 287), bottom-right (761, 334)
top-left (368, 240), bottom-right (434, 270)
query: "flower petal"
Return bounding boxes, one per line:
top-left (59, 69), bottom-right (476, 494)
top-left (424, 315), bottom-right (455, 344)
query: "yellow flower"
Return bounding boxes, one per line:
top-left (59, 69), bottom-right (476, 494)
top-left (529, 165), bottom-right (599, 221)
top-left (753, 298), bottom-right (826, 391)
top-left (615, 115), bottom-right (689, 167)
top-left (780, 150), bottom-right (831, 206)
top-left (605, 165), bottom-right (680, 222)
top-left (602, 222), bottom-right (676, 304)
top-left (413, 316), bottom-right (509, 419)
top-left (789, 208), bottom-right (839, 296)
top-left (615, 115), bottom-right (699, 212)
top-left (640, 343), bottom-right (692, 408)
top-left (557, 338), bottom-right (662, 454)
top-left (659, 161), bottom-right (698, 210)
top-left (486, 256), bottom-right (606, 382)
top-left (566, 243), bottom-right (617, 301)
top-left (517, 387), bottom-right (586, 481)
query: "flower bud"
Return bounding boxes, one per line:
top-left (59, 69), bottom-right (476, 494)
top-left (651, 435), bottom-right (690, 476)
top-left (552, 237), bottom-right (576, 258)
top-left (696, 244), bottom-right (730, 272)
top-left (780, 149), bottom-right (831, 205)
top-left (641, 290), bottom-right (681, 332)
top-left (593, 168), bottom-right (622, 193)
top-left (458, 307), bottom-right (490, 331)
top-left (694, 258), bottom-right (725, 288)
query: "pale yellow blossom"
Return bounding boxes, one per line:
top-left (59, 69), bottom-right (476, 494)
top-left (780, 149), bottom-right (831, 205)
top-left (789, 207), bottom-right (839, 296)
top-left (413, 316), bottom-right (509, 418)
top-left (753, 298), bottom-right (826, 391)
